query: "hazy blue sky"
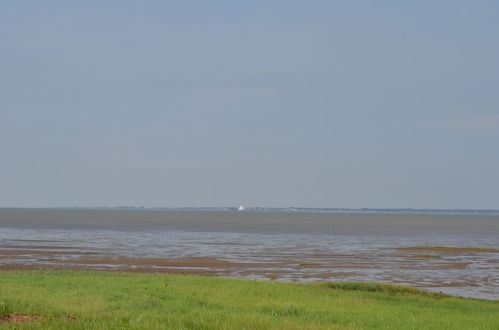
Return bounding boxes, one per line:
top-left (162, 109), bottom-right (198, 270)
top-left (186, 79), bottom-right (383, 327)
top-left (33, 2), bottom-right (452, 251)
top-left (1, 1), bottom-right (499, 208)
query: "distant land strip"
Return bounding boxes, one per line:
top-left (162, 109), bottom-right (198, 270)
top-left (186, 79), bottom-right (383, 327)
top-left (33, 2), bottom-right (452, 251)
top-left (1, 206), bottom-right (499, 214)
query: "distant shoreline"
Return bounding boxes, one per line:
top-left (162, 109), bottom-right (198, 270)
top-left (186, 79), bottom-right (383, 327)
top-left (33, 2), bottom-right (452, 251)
top-left (1, 206), bottom-right (499, 214)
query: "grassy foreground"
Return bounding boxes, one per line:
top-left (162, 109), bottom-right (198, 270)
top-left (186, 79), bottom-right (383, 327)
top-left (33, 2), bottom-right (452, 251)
top-left (0, 271), bottom-right (498, 329)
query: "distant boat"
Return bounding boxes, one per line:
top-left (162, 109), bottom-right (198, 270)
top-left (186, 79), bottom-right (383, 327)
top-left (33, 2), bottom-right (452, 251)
top-left (238, 206), bottom-right (245, 211)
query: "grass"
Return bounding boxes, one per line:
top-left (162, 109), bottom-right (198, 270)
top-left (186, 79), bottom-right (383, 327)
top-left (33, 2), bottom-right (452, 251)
top-left (0, 271), bottom-right (497, 329)
top-left (323, 282), bottom-right (444, 295)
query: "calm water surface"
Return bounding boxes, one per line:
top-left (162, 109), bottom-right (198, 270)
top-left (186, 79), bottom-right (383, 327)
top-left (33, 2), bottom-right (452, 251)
top-left (0, 209), bottom-right (498, 300)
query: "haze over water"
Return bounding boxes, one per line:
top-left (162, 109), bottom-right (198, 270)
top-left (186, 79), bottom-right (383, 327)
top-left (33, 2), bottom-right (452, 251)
top-left (1, 209), bottom-right (498, 300)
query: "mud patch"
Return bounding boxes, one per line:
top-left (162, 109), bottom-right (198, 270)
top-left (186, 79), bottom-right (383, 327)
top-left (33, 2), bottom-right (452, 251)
top-left (0, 314), bottom-right (44, 323)
top-left (397, 246), bottom-right (499, 253)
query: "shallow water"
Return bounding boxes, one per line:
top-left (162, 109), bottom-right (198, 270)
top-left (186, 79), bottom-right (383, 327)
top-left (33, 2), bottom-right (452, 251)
top-left (0, 209), bottom-right (498, 300)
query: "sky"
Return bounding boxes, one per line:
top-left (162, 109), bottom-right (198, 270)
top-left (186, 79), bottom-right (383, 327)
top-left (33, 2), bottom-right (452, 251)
top-left (1, 1), bottom-right (499, 209)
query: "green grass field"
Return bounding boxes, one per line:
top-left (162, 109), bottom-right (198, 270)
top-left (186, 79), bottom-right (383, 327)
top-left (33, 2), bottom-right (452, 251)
top-left (0, 271), bottom-right (497, 329)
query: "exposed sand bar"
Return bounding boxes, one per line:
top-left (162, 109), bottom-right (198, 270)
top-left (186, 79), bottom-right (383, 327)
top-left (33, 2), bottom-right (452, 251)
top-left (397, 246), bottom-right (499, 253)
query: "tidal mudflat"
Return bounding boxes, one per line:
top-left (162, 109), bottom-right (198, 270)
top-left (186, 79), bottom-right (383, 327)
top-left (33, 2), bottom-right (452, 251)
top-left (0, 209), bottom-right (498, 300)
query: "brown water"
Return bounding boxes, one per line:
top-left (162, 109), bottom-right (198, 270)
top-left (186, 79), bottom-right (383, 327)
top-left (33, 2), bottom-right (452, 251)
top-left (0, 209), bottom-right (498, 300)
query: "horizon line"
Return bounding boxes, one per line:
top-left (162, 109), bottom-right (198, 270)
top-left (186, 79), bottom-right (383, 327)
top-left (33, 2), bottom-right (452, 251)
top-left (1, 206), bottom-right (498, 213)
